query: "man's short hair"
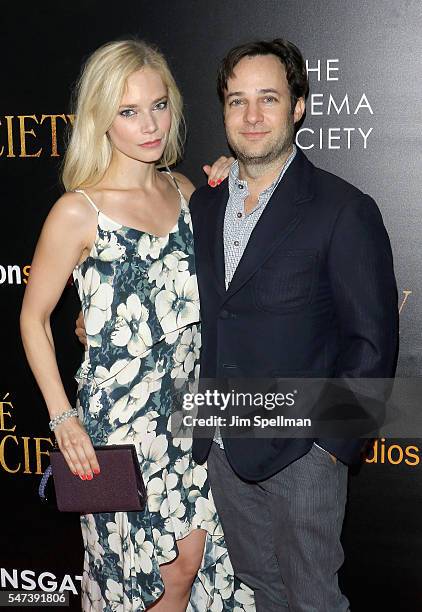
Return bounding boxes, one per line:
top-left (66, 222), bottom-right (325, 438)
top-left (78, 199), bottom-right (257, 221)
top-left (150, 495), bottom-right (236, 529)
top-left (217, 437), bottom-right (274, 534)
top-left (217, 38), bottom-right (309, 112)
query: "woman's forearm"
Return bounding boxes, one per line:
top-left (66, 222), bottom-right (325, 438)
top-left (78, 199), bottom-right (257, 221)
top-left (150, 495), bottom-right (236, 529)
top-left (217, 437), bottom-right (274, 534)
top-left (20, 313), bottom-right (73, 420)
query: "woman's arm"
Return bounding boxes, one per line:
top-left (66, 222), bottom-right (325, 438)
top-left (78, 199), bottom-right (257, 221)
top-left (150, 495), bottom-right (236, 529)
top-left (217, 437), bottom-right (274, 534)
top-left (20, 192), bottom-right (99, 479)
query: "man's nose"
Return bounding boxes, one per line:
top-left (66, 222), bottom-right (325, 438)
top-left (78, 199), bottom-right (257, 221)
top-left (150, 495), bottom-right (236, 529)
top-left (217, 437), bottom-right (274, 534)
top-left (244, 102), bottom-right (264, 125)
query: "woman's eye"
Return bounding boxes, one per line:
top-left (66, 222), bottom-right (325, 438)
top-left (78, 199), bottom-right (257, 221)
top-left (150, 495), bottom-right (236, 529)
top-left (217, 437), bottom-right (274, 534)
top-left (119, 109), bottom-right (136, 118)
top-left (154, 100), bottom-right (168, 111)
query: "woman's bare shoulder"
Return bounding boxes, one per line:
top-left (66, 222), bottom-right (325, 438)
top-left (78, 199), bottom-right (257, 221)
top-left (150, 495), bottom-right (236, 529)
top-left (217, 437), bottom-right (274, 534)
top-left (47, 191), bottom-right (97, 225)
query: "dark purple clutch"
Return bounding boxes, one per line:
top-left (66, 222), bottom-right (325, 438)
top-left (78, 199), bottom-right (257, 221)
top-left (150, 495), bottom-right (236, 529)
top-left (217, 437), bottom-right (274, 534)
top-left (49, 444), bottom-right (147, 513)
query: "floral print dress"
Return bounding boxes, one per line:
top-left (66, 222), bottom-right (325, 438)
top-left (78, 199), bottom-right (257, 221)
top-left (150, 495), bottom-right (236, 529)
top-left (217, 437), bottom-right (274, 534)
top-left (72, 177), bottom-right (255, 612)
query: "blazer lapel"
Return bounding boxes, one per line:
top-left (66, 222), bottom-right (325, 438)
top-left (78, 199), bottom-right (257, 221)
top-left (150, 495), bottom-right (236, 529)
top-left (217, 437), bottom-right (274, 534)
top-left (222, 150), bottom-right (315, 304)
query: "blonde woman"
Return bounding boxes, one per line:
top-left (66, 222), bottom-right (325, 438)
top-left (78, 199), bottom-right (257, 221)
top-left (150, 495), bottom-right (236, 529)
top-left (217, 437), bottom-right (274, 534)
top-left (20, 40), bottom-right (253, 611)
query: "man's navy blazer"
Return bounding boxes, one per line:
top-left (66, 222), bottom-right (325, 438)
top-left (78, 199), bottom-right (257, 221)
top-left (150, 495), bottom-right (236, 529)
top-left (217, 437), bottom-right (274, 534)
top-left (189, 149), bottom-right (399, 481)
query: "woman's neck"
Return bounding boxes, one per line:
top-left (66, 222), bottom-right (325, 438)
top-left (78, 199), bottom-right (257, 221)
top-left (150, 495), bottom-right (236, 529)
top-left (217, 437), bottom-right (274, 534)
top-left (101, 151), bottom-right (158, 190)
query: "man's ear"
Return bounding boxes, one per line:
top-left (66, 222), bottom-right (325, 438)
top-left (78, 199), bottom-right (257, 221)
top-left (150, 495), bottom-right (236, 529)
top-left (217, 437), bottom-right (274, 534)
top-left (293, 97), bottom-right (305, 124)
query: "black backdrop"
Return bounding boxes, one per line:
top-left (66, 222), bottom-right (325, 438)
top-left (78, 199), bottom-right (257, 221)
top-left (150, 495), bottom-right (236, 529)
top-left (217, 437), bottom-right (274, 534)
top-left (1, 1), bottom-right (422, 610)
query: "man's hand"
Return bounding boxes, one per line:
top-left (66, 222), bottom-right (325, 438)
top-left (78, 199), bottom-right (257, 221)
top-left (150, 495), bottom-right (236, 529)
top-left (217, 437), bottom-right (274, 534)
top-left (203, 155), bottom-right (235, 187)
top-left (75, 311), bottom-right (87, 348)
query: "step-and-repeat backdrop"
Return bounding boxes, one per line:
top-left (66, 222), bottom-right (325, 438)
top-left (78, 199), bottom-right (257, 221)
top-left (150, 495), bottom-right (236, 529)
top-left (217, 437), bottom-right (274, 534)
top-left (1, 1), bottom-right (421, 610)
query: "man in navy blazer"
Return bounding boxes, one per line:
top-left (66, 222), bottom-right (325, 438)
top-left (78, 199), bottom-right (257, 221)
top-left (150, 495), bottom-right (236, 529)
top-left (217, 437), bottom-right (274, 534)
top-left (190, 39), bottom-right (398, 611)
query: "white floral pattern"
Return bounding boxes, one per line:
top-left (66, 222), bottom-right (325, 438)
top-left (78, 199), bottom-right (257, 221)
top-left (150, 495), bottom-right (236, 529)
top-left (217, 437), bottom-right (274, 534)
top-left (152, 528), bottom-right (175, 564)
top-left (148, 250), bottom-right (189, 289)
top-left (106, 515), bottom-right (132, 580)
top-left (92, 232), bottom-right (126, 262)
top-left (175, 454), bottom-right (208, 489)
top-left (234, 583), bottom-right (256, 612)
top-left (134, 528), bottom-right (154, 575)
top-left (137, 233), bottom-right (169, 260)
top-left (81, 576), bottom-right (105, 612)
top-left (80, 267), bottom-right (114, 336)
top-left (112, 294), bottom-right (152, 357)
top-left (109, 365), bottom-right (165, 425)
top-left (171, 324), bottom-right (201, 381)
top-left (155, 270), bottom-right (200, 334)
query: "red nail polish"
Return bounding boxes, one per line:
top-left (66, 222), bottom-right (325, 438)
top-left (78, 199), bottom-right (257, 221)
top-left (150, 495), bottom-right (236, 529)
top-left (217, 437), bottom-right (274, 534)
top-left (79, 474), bottom-right (85, 480)
top-left (217, 179), bottom-right (222, 185)
top-left (209, 180), bottom-right (215, 187)
top-left (93, 468), bottom-right (100, 475)
top-left (86, 474), bottom-right (93, 481)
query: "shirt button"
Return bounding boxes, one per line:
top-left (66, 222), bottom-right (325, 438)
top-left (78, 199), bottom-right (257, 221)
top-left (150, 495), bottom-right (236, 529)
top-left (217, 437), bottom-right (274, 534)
top-left (237, 212), bottom-right (242, 218)
top-left (238, 184), bottom-right (244, 189)
top-left (234, 240), bottom-right (239, 246)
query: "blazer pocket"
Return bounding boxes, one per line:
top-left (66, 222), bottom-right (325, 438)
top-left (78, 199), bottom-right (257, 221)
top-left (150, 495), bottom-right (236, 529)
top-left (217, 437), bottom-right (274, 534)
top-left (253, 249), bottom-right (318, 313)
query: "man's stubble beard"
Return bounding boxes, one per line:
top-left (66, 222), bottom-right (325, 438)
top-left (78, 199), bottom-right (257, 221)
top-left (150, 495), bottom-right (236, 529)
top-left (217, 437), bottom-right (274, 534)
top-left (227, 114), bottom-right (295, 168)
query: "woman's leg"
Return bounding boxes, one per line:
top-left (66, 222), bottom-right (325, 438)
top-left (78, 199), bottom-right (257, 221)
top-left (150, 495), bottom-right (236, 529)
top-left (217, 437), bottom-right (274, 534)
top-left (148, 529), bottom-right (207, 612)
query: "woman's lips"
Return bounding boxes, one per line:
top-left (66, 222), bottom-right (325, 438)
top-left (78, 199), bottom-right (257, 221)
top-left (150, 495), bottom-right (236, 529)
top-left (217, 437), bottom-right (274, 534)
top-left (138, 138), bottom-right (162, 148)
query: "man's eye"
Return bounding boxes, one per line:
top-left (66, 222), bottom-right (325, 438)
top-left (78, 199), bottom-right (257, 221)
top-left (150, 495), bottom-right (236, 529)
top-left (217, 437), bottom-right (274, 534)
top-left (119, 109), bottom-right (136, 118)
top-left (154, 100), bottom-right (168, 111)
top-left (263, 96), bottom-right (278, 104)
top-left (229, 99), bottom-right (243, 107)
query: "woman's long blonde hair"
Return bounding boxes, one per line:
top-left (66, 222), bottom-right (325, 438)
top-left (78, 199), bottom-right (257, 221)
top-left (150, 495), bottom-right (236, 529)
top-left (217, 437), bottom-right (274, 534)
top-left (62, 39), bottom-right (185, 191)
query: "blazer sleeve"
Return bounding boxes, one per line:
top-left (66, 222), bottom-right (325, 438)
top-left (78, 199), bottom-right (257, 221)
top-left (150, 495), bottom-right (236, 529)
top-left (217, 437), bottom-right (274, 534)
top-left (329, 194), bottom-right (398, 377)
top-left (316, 194), bottom-right (399, 462)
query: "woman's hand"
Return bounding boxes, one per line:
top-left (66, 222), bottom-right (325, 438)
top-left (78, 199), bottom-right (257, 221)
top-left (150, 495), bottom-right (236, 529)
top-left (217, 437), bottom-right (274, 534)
top-left (54, 416), bottom-right (100, 479)
top-left (203, 155), bottom-right (235, 187)
top-left (75, 310), bottom-right (87, 348)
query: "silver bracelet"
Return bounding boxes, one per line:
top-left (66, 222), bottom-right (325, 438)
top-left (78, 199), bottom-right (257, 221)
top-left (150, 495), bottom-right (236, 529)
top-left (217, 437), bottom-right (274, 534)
top-left (49, 408), bottom-right (78, 431)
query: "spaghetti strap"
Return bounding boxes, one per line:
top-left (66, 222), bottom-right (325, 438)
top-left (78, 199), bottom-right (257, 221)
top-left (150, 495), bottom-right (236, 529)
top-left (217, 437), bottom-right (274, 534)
top-left (74, 189), bottom-right (100, 213)
top-left (164, 170), bottom-right (183, 197)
